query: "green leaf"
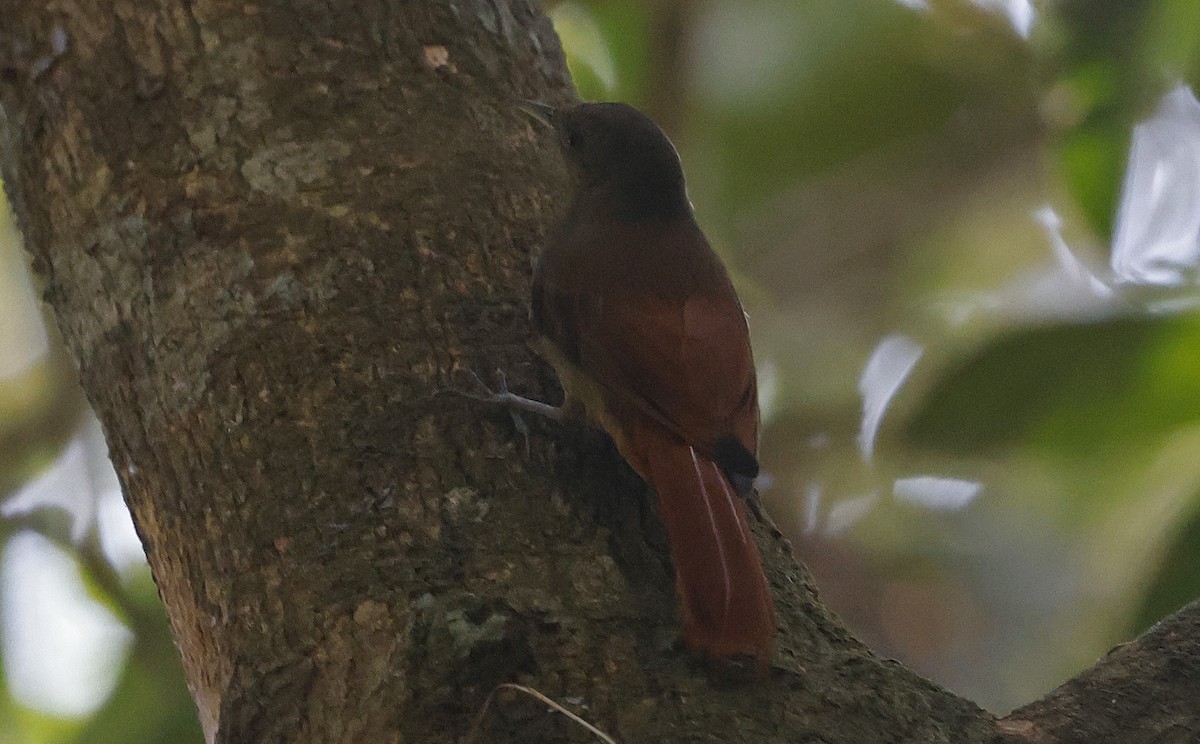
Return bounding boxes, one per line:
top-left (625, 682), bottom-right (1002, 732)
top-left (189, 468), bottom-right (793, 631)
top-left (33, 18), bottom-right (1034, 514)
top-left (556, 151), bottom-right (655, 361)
top-left (1132, 494), bottom-right (1200, 635)
top-left (1143, 0), bottom-right (1200, 88)
top-left (549, 4), bottom-right (617, 100)
top-left (906, 314), bottom-right (1200, 455)
top-left (1057, 114), bottom-right (1126, 239)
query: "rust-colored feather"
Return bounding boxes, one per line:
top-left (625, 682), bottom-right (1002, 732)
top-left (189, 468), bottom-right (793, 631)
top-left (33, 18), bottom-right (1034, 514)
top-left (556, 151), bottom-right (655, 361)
top-left (529, 101), bottom-right (775, 659)
top-left (534, 218), bottom-right (759, 463)
top-left (533, 218), bottom-right (774, 658)
top-left (626, 419), bottom-right (774, 659)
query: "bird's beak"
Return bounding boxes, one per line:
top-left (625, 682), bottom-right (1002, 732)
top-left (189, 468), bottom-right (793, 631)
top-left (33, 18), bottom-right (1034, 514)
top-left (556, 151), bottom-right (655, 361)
top-left (519, 99), bottom-right (556, 129)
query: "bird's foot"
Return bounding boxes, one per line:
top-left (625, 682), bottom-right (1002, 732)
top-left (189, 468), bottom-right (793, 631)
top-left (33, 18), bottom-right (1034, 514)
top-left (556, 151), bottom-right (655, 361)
top-left (455, 368), bottom-right (566, 422)
top-left (449, 369), bottom-right (566, 457)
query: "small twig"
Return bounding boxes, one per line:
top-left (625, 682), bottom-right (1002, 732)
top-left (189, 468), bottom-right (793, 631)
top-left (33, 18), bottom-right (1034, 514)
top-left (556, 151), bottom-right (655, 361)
top-left (463, 682), bottom-right (617, 744)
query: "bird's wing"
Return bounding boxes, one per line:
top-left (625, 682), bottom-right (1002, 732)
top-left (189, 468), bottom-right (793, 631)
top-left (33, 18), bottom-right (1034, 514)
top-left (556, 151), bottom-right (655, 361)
top-left (538, 280), bottom-right (759, 463)
top-left (535, 265), bottom-right (772, 657)
top-left (531, 213), bottom-right (760, 467)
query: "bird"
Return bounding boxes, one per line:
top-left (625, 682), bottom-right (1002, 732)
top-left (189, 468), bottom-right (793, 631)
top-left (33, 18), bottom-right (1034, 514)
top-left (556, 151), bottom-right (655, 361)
top-left (482, 100), bottom-right (775, 661)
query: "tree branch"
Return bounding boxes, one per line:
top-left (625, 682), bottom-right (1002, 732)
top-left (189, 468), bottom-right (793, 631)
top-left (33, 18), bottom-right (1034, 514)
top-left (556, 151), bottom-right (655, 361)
top-left (1002, 598), bottom-right (1200, 743)
top-left (1, 1), bottom-right (1197, 743)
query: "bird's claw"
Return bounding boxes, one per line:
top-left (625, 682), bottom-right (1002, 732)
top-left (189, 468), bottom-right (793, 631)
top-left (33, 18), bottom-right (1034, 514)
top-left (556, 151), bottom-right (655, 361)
top-left (452, 368), bottom-right (507, 401)
top-left (450, 368), bottom-right (533, 456)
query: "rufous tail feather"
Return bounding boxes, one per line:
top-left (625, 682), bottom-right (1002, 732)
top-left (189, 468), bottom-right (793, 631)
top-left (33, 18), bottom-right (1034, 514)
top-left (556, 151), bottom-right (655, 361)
top-left (627, 422), bottom-right (775, 659)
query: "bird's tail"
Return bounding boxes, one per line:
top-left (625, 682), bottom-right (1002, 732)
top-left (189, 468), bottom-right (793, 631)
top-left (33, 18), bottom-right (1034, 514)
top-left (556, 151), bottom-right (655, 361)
top-left (626, 422), bottom-right (775, 660)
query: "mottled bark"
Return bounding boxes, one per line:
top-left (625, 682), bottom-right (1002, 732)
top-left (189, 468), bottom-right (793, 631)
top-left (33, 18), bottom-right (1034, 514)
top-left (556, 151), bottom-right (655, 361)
top-left (0, 2), bottom-right (1197, 743)
top-left (1002, 600), bottom-right (1200, 743)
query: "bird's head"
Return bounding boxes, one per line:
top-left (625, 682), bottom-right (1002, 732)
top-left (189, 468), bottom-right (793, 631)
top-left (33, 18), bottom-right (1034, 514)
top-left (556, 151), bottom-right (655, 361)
top-left (524, 101), bottom-right (689, 220)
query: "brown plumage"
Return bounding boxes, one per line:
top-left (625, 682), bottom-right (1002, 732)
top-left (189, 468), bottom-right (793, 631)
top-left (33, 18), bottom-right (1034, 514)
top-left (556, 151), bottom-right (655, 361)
top-left (521, 101), bottom-right (775, 659)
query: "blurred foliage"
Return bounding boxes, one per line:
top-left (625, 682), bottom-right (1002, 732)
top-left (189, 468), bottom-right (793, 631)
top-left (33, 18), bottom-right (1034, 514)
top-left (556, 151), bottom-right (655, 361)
top-left (3, 0), bottom-right (1200, 736)
top-left (1052, 1), bottom-right (1200, 235)
top-left (906, 315), bottom-right (1200, 456)
top-left (1135, 494), bottom-right (1200, 634)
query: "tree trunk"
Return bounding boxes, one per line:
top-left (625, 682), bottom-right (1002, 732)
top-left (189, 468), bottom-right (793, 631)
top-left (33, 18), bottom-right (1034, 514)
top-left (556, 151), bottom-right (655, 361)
top-left (1, 2), bottom-right (1197, 742)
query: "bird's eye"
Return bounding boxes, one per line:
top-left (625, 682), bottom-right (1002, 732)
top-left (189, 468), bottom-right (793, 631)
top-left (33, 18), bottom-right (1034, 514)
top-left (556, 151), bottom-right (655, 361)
top-left (566, 130), bottom-right (583, 149)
